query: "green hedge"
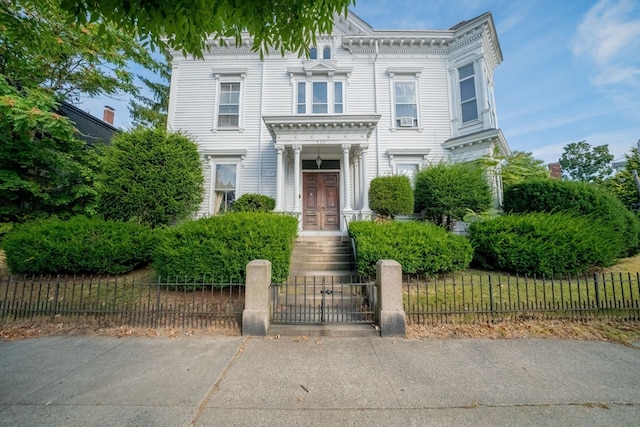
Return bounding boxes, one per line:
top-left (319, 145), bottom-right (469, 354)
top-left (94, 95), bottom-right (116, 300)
top-left (2, 216), bottom-right (156, 275)
top-left (469, 212), bottom-right (622, 276)
top-left (153, 212), bottom-right (298, 283)
top-left (348, 221), bottom-right (473, 276)
top-left (231, 193), bottom-right (276, 212)
top-left (503, 178), bottom-right (640, 256)
top-left (368, 175), bottom-right (414, 217)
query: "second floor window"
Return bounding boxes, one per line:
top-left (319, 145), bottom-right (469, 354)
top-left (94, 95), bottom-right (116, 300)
top-left (218, 82), bottom-right (240, 127)
top-left (394, 81), bottom-right (418, 127)
top-left (297, 81), bottom-right (344, 114)
top-left (458, 63), bottom-right (478, 123)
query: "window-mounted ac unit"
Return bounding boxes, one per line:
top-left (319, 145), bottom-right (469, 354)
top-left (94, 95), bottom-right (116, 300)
top-left (399, 117), bottom-right (414, 127)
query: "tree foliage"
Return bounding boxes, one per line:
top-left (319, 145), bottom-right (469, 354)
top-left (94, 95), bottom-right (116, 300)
top-left (0, 78), bottom-right (98, 222)
top-left (559, 141), bottom-right (614, 183)
top-left (129, 51), bottom-right (171, 130)
top-left (0, 0), bottom-right (162, 100)
top-left (59, 0), bottom-right (354, 58)
top-left (96, 129), bottom-right (204, 228)
top-left (501, 151), bottom-right (549, 189)
top-left (605, 144), bottom-right (640, 213)
top-left (414, 162), bottom-right (492, 230)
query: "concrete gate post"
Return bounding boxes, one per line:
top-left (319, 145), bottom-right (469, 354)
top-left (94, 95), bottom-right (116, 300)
top-left (376, 259), bottom-right (406, 337)
top-left (242, 260), bottom-right (272, 336)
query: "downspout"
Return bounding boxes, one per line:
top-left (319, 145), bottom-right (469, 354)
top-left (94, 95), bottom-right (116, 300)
top-left (373, 39), bottom-right (380, 176)
top-left (258, 60), bottom-right (266, 192)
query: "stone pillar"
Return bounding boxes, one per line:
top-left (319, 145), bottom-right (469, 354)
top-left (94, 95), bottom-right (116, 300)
top-left (376, 259), bottom-right (406, 337)
top-left (242, 260), bottom-right (272, 336)
top-left (274, 145), bottom-right (284, 211)
top-left (293, 145), bottom-right (302, 213)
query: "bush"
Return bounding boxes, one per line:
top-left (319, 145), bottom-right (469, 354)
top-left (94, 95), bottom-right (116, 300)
top-left (348, 220), bottom-right (473, 276)
top-left (153, 212), bottom-right (298, 284)
top-left (231, 193), bottom-right (275, 213)
top-left (469, 212), bottom-right (622, 276)
top-left (414, 162), bottom-right (492, 229)
top-left (368, 175), bottom-right (414, 218)
top-left (96, 128), bottom-right (203, 228)
top-left (2, 216), bottom-right (156, 275)
top-left (504, 179), bottom-right (640, 256)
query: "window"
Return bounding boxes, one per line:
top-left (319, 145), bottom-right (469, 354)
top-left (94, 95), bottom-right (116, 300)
top-left (396, 163), bottom-right (419, 186)
top-left (297, 82), bottom-right (306, 113)
top-left (458, 63), bottom-right (478, 123)
top-left (312, 82), bottom-right (328, 113)
top-left (296, 81), bottom-right (345, 114)
top-left (323, 46), bottom-right (331, 59)
top-left (213, 163), bottom-right (237, 214)
top-left (310, 47), bottom-right (317, 59)
top-left (217, 82), bottom-right (240, 127)
top-left (394, 81), bottom-right (418, 127)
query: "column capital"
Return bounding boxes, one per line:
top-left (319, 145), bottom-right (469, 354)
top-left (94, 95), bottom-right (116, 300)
top-left (341, 143), bottom-right (351, 152)
top-left (292, 144), bottom-right (302, 152)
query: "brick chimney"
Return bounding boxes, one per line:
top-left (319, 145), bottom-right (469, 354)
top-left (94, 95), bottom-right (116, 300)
top-left (103, 106), bottom-right (115, 125)
top-left (548, 162), bottom-right (561, 179)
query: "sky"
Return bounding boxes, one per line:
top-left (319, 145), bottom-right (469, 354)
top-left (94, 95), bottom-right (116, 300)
top-left (81, 0), bottom-right (640, 164)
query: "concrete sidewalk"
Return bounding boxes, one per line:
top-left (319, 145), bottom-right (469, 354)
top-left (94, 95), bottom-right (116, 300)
top-left (1, 335), bottom-right (639, 426)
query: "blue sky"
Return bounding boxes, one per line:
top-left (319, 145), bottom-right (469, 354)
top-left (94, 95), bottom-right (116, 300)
top-left (83, 0), bottom-right (639, 164)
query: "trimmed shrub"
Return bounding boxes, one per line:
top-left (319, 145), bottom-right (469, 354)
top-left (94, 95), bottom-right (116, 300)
top-left (414, 162), bottom-right (492, 229)
top-left (504, 179), bottom-right (640, 256)
top-left (231, 193), bottom-right (275, 213)
top-left (348, 220), bottom-right (473, 276)
top-left (96, 129), bottom-right (203, 228)
top-left (2, 216), bottom-right (156, 275)
top-left (368, 175), bottom-right (414, 218)
top-left (153, 212), bottom-right (298, 284)
top-left (469, 212), bottom-right (622, 276)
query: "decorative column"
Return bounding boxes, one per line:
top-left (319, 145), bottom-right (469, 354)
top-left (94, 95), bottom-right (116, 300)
top-left (360, 145), bottom-right (370, 212)
top-left (341, 144), bottom-right (352, 212)
top-left (353, 153), bottom-right (360, 210)
top-left (293, 145), bottom-right (302, 213)
top-left (274, 145), bottom-right (284, 211)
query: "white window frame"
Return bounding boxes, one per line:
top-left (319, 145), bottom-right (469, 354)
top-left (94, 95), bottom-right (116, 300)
top-left (295, 79), bottom-right (346, 115)
top-left (458, 63), bottom-right (479, 124)
top-left (387, 149), bottom-right (430, 187)
top-left (206, 151), bottom-right (246, 215)
top-left (212, 70), bottom-right (247, 131)
top-left (387, 67), bottom-right (423, 131)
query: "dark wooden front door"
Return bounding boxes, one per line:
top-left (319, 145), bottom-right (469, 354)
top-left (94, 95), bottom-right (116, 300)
top-left (303, 173), bottom-right (340, 230)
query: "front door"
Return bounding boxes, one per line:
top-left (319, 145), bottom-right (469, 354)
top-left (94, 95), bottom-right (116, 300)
top-left (303, 173), bottom-right (340, 230)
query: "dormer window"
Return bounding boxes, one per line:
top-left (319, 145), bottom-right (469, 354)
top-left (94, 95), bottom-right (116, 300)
top-left (323, 46), bottom-right (331, 59)
top-left (310, 47), bottom-right (317, 59)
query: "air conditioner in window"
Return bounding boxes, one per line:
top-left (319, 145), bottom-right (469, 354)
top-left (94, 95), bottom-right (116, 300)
top-left (399, 117), bottom-right (415, 127)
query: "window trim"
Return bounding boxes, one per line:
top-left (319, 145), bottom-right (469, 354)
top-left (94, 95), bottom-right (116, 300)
top-left (206, 151), bottom-right (246, 215)
top-left (458, 63), bottom-right (479, 124)
top-left (386, 149), bottom-right (430, 186)
top-left (387, 67), bottom-right (423, 131)
top-left (295, 79), bottom-right (346, 115)
top-left (212, 69), bottom-right (247, 131)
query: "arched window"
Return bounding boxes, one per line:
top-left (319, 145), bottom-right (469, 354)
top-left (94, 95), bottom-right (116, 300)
top-left (323, 46), bottom-right (331, 59)
top-left (309, 47), bottom-right (317, 59)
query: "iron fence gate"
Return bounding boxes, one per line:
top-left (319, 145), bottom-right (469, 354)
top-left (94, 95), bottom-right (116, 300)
top-left (270, 276), bottom-right (377, 324)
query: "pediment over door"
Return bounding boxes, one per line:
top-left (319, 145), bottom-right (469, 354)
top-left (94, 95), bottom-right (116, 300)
top-left (263, 114), bottom-right (380, 144)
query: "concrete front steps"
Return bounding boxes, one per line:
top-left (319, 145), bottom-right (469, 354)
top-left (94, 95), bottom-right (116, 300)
top-left (287, 235), bottom-right (358, 281)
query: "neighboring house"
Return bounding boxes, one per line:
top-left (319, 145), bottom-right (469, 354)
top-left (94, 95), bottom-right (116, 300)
top-left (58, 102), bottom-right (118, 145)
top-left (167, 11), bottom-right (511, 235)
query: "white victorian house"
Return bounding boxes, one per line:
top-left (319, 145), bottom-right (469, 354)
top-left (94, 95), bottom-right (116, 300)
top-left (167, 11), bottom-right (511, 235)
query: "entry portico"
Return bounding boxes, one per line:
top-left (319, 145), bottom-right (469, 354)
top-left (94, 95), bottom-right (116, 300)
top-left (263, 115), bottom-right (380, 233)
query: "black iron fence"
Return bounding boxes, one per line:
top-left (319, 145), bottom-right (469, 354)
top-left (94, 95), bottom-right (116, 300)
top-left (271, 276), bottom-right (377, 324)
top-left (405, 272), bottom-right (640, 324)
top-left (0, 275), bottom-right (245, 329)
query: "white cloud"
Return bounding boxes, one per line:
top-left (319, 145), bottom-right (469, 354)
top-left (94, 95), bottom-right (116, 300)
top-left (572, 0), bottom-right (640, 65)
